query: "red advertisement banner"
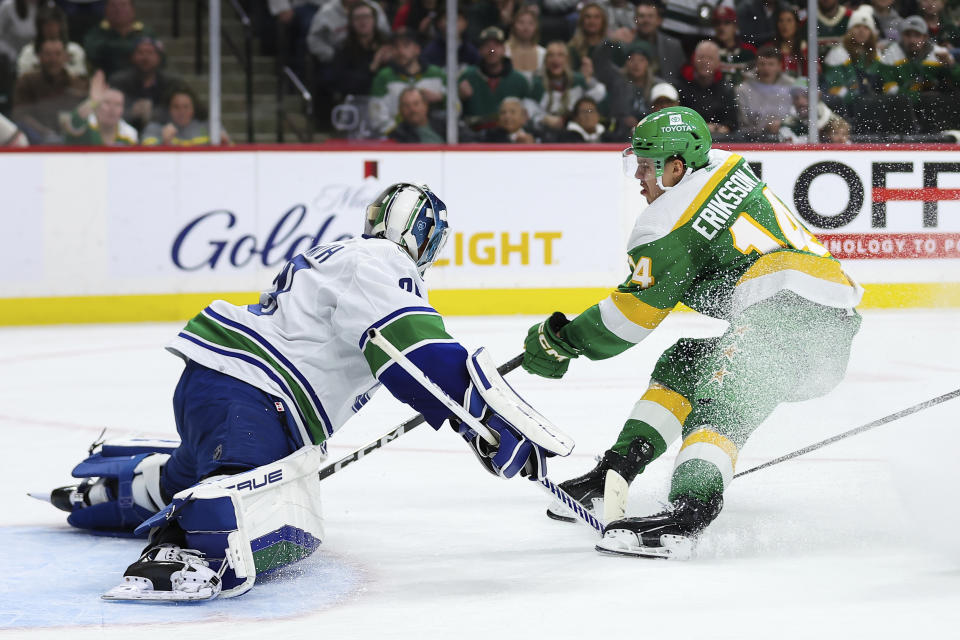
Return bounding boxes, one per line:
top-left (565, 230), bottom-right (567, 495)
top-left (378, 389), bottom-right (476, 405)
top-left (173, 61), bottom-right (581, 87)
top-left (818, 233), bottom-right (960, 259)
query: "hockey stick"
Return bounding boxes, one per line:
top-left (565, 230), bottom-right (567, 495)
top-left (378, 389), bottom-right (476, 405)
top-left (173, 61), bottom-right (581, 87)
top-left (367, 327), bottom-right (605, 536)
top-left (317, 354), bottom-right (524, 481)
top-left (734, 386), bottom-right (960, 479)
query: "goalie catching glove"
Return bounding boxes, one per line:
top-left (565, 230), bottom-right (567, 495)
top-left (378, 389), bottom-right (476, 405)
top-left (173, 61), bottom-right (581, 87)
top-left (522, 312), bottom-right (582, 379)
top-left (455, 348), bottom-right (574, 479)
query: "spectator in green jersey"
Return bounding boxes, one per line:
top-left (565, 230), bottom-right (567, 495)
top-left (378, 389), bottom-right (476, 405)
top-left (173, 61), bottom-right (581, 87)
top-left (879, 15), bottom-right (956, 97)
top-left (823, 5), bottom-right (883, 103)
top-left (61, 69), bottom-right (137, 145)
top-left (458, 26), bottom-right (530, 131)
top-left (368, 28), bottom-right (446, 135)
top-left (522, 106), bottom-right (862, 559)
top-left (83, 0), bottom-right (154, 77)
top-left (814, 0), bottom-right (852, 60)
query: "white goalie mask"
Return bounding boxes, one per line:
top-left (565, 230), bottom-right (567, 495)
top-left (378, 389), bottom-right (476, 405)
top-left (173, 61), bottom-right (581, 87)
top-left (364, 183), bottom-right (450, 275)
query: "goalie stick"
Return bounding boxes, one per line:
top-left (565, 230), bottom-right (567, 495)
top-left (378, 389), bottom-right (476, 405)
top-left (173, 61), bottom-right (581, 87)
top-left (317, 354), bottom-right (524, 481)
top-left (367, 328), bottom-right (605, 536)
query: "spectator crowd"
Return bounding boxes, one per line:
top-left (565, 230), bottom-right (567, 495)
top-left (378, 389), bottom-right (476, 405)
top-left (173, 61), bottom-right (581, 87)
top-left (283, 0), bottom-right (960, 142)
top-left (3, 0), bottom-right (960, 145)
top-left (0, 0), bottom-right (226, 146)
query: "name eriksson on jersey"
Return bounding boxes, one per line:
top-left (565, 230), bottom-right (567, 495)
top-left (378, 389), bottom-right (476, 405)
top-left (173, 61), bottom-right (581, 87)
top-left (692, 167), bottom-right (760, 240)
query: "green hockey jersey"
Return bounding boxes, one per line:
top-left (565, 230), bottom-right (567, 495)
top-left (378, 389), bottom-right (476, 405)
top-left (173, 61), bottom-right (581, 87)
top-left (564, 149), bottom-right (863, 359)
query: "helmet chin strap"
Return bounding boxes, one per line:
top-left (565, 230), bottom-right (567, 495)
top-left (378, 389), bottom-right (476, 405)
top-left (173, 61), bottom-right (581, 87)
top-left (656, 166), bottom-right (693, 191)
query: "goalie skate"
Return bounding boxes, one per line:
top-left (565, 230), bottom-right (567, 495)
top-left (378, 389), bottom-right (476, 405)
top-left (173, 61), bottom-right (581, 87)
top-left (101, 544), bottom-right (224, 602)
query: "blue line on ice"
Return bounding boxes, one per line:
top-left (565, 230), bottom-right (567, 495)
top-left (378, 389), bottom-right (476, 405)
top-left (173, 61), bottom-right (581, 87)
top-left (0, 526), bottom-right (364, 629)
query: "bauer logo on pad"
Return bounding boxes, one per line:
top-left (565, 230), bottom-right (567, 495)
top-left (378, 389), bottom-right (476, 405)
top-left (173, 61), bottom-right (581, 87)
top-left (669, 114), bottom-right (683, 125)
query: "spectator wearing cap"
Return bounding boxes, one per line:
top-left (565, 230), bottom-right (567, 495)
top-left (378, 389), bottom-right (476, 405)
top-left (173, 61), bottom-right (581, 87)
top-left (330, 1), bottom-right (390, 100)
top-left (779, 78), bottom-right (842, 142)
top-left (505, 6), bottom-right (546, 85)
top-left (675, 39), bottom-right (738, 135)
top-left (735, 44), bottom-right (795, 140)
top-left (879, 15), bottom-right (956, 97)
top-left (12, 37), bottom-right (86, 143)
top-left (649, 81), bottom-right (679, 110)
top-left (559, 95), bottom-right (614, 142)
top-left (608, 39), bottom-right (664, 131)
top-left (16, 3), bottom-right (86, 78)
top-left (369, 29), bottom-right (446, 134)
top-left (479, 96), bottom-right (536, 142)
top-left (763, 6), bottom-right (807, 78)
top-left (823, 5), bottom-right (883, 103)
top-left (0, 0), bottom-right (37, 64)
top-left (83, 0), bottom-right (154, 77)
top-left (458, 26), bottom-right (531, 130)
top-left (735, 0), bottom-right (777, 48)
top-left (107, 36), bottom-right (181, 132)
top-left (421, 8), bottom-right (480, 71)
top-left (813, 0), bottom-right (853, 60)
top-left (871, 0), bottom-right (905, 44)
top-left (631, 0), bottom-right (685, 82)
top-left (530, 40), bottom-right (607, 135)
top-left (917, 0), bottom-right (960, 49)
top-left (61, 69), bottom-right (137, 145)
top-left (713, 6), bottom-right (756, 85)
top-left (307, 0), bottom-right (390, 64)
top-left (388, 86), bottom-right (446, 143)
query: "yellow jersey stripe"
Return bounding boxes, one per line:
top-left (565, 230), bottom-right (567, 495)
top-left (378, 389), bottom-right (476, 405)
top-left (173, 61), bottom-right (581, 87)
top-left (670, 154), bottom-right (743, 232)
top-left (642, 383), bottom-right (692, 424)
top-left (680, 428), bottom-right (739, 466)
top-left (738, 251), bottom-right (852, 287)
top-left (609, 292), bottom-right (670, 329)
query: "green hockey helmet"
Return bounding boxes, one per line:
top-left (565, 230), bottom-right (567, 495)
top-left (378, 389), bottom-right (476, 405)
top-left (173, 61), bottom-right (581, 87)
top-left (630, 106), bottom-right (712, 177)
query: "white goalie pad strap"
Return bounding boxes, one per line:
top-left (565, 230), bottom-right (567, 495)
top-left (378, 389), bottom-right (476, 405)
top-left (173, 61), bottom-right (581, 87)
top-left (131, 453), bottom-right (170, 511)
top-left (466, 347), bottom-right (574, 456)
top-left (171, 445), bottom-right (327, 598)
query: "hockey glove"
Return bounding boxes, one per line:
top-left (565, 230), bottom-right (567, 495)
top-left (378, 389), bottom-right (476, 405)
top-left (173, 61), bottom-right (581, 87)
top-left (454, 380), bottom-right (553, 480)
top-left (522, 312), bottom-right (581, 379)
top-left (456, 416), bottom-right (551, 479)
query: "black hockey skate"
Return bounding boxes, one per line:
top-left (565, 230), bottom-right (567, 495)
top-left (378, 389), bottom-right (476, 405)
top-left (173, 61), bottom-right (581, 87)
top-left (595, 494), bottom-right (723, 560)
top-left (546, 438), bottom-right (655, 523)
top-left (102, 544), bottom-right (224, 602)
top-left (28, 477), bottom-right (115, 512)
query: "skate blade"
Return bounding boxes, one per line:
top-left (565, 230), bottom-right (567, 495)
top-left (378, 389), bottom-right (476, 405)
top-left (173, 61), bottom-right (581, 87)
top-left (102, 584), bottom-right (217, 602)
top-left (545, 498), bottom-right (601, 524)
top-left (595, 531), bottom-right (693, 561)
top-left (26, 491), bottom-right (52, 504)
top-left (545, 502), bottom-right (576, 523)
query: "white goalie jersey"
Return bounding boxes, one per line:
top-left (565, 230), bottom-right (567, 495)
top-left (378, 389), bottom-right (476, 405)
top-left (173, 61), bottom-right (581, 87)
top-left (167, 237), bottom-right (448, 448)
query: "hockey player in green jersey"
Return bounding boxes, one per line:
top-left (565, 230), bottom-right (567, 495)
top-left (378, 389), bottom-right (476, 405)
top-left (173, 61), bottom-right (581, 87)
top-left (522, 106), bottom-right (862, 559)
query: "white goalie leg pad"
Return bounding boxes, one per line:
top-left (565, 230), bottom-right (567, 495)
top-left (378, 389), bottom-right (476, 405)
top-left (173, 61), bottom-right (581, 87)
top-left (466, 347), bottom-right (574, 456)
top-left (140, 445), bottom-right (326, 598)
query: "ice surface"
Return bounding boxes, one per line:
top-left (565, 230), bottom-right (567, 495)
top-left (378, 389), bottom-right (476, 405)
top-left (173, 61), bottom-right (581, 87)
top-left (1, 311), bottom-right (959, 639)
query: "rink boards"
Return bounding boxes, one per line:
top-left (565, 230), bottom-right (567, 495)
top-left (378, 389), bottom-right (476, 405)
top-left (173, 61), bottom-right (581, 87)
top-left (1, 144), bottom-right (959, 324)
